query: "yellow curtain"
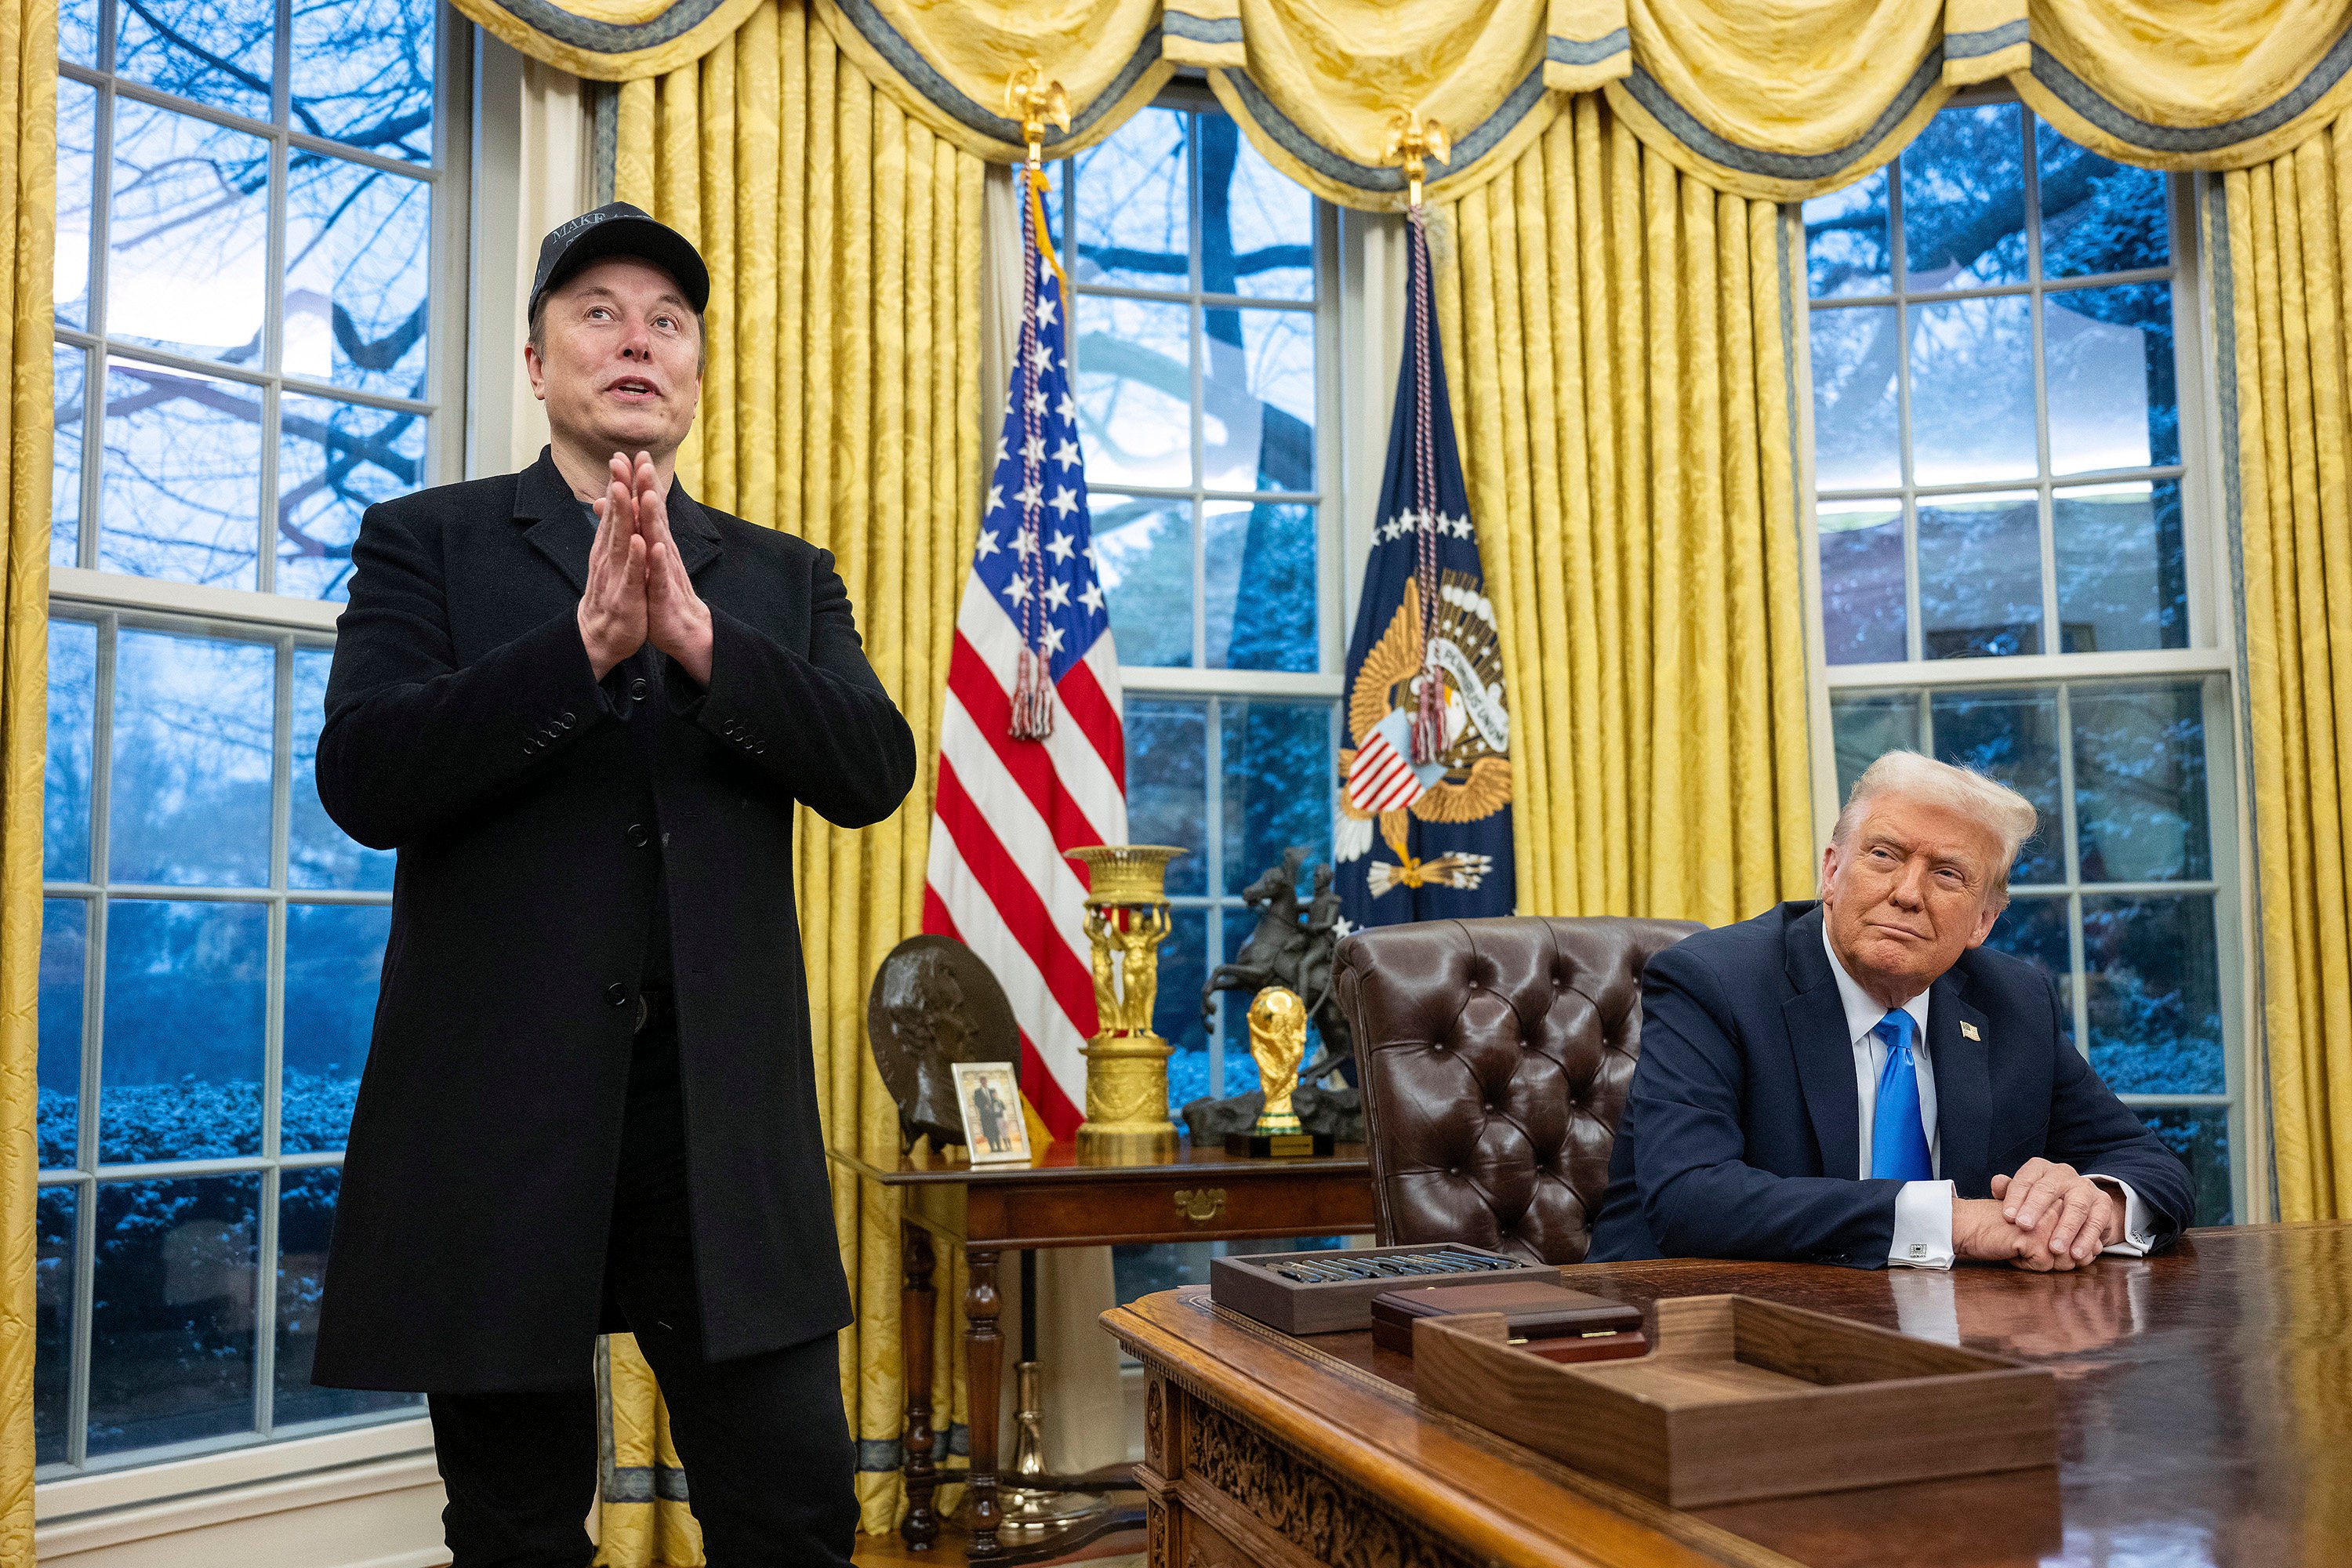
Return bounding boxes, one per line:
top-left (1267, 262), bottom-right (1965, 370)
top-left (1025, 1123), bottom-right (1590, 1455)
top-left (597, 3), bottom-right (985, 1557)
top-left (0, 0), bottom-right (52, 1554)
top-left (1171, 0), bottom-right (1565, 211)
top-left (813, 0), bottom-right (1173, 163)
top-left (1432, 96), bottom-right (1813, 924)
top-left (447, 0), bottom-right (773, 81)
top-left (2218, 118), bottom-right (2352, 1223)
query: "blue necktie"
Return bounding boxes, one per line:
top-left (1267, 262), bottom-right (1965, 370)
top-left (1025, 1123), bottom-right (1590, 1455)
top-left (1870, 1010), bottom-right (1934, 1181)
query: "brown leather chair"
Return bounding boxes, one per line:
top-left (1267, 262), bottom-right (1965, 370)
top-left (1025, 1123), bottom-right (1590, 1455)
top-left (1332, 916), bottom-right (1702, 1264)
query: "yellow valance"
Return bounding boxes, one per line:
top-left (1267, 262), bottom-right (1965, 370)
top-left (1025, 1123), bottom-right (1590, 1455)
top-left (449, 0), bottom-right (772, 81)
top-left (467, 1), bottom-right (2352, 206)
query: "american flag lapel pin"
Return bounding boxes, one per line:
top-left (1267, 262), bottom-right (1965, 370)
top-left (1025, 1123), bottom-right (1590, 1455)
top-left (1960, 1021), bottom-right (1981, 1041)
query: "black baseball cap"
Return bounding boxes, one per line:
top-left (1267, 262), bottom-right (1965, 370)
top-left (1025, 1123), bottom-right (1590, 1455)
top-left (528, 201), bottom-right (710, 322)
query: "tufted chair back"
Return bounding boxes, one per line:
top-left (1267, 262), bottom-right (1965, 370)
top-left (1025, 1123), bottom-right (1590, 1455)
top-left (1332, 916), bottom-right (1702, 1265)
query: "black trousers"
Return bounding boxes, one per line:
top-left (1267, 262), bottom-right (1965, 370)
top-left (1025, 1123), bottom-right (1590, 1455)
top-left (426, 1005), bottom-right (858, 1568)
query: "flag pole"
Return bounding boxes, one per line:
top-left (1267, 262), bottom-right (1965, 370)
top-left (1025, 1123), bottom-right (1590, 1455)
top-left (1382, 112), bottom-right (1454, 766)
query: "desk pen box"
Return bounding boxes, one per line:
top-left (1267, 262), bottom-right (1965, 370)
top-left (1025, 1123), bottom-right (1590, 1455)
top-left (1210, 1242), bottom-right (1557, 1334)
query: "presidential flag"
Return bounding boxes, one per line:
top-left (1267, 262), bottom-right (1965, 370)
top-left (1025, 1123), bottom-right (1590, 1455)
top-left (923, 169), bottom-right (1126, 1138)
top-left (1334, 212), bottom-right (1514, 929)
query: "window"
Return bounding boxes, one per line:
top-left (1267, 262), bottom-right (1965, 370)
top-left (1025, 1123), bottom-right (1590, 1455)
top-left (1056, 96), bottom-right (1342, 1117)
top-left (40, 0), bottom-right (460, 1476)
top-left (1803, 97), bottom-right (2239, 1225)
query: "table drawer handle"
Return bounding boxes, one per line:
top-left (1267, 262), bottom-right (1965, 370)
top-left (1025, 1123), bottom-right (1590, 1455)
top-left (1174, 1188), bottom-right (1227, 1225)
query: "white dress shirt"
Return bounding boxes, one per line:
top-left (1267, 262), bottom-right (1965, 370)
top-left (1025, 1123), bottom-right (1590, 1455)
top-left (1820, 926), bottom-right (2156, 1269)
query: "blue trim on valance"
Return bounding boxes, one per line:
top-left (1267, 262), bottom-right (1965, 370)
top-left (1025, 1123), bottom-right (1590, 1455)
top-left (484, 0), bottom-right (730, 53)
top-left (829, 0), bottom-right (1165, 147)
top-left (1617, 50), bottom-right (1944, 182)
top-left (1548, 28), bottom-right (1629, 67)
top-left (2028, 30), bottom-right (2352, 154)
top-left (1218, 64), bottom-right (1552, 192)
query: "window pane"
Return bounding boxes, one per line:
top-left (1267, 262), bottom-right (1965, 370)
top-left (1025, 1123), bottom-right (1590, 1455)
top-left (1803, 169), bottom-right (1889, 299)
top-left (1809, 306), bottom-right (1900, 489)
top-left (275, 1169), bottom-right (419, 1424)
top-left (36, 1186), bottom-right (75, 1465)
top-left (2039, 121), bottom-right (2169, 280)
top-left (290, 0), bottom-right (437, 164)
top-left (100, 900), bottom-right (267, 1162)
top-left (2046, 283), bottom-right (2177, 474)
top-left (2137, 1107), bottom-right (2230, 1226)
top-left (88, 1174), bottom-right (260, 1457)
top-left (282, 902), bottom-right (390, 1154)
top-left (100, 361), bottom-right (266, 590)
top-left (1200, 113), bottom-right (1311, 302)
top-left (1908, 296), bottom-right (2035, 485)
top-left (1074, 296), bottom-right (1192, 490)
top-left (1818, 500), bottom-right (1904, 664)
top-left (2071, 681), bottom-right (2211, 883)
top-left (279, 394), bottom-right (426, 601)
top-left (1983, 894), bottom-right (2072, 1033)
top-left (1205, 501), bottom-right (1316, 671)
top-left (2082, 894), bottom-right (2223, 1094)
top-left (285, 159), bottom-right (432, 398)
top-left (1918, 492), bottom-right (2041, 659)
top-left (1073, 107), bottom-right (1189, 292)
top-left (1930, 687), bottom-right (2063, 884)
top-left (40, 900), bottom-right (87, 1171)
top-left (1203, 307), bottom-right (1313, 492)
top-left (2056, 481), bottom-right (2186, 653)
top-left (1125, 697), bottom-right (1207, 896)
top-left (107, 100), bottom-right (270, 366)
top-left (56, 78), bottom-right (95, 332)
top-left (1828, 691), bottom-right (1919, 803)
top-left (60, 0), bottom-right (97, 66)
top-left (115, 0), bottom-right (274, 118)
top-left (109, 629), bottom-right (275, 888)
top-left (1092, 495), bottom-right (1192, 668)
top-left (1220, 906), bottom-right (1263, 1098)
top-left (53, 345), bottom-right (85, 566)
top-left (1221, 699), bottom-right (1333, 895)
top-left (1900, 103), bottom-right (2027, 291)
top-left (45, 617), bottom-right (96, 883)
top-left (291, 647), bottom-right (394, 889)
top-left (1157, 906), bottom-right (1209, 1109)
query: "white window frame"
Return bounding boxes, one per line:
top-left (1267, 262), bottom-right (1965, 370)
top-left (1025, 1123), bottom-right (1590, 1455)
top-left (1071, 81), bottom-right (1350, 1097)
top-left (37, 0), bottom-right (474, 1508)
top-left (1795, 89), bottom-right (2264, 1223)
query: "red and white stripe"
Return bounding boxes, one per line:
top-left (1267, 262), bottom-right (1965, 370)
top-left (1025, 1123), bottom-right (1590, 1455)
top-left (922, 583), bottom-right (1125, 1137)
top-left (1345, 713), bottom-right (1428, 816)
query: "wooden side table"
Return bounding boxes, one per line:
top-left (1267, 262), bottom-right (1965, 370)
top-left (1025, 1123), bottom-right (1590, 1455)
top-left (828, 1139), bottom-right (1375, 1560)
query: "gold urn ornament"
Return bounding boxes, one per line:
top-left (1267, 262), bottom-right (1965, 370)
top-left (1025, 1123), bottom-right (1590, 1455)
top-left (1065, 845), bottom-right (1187, 1163)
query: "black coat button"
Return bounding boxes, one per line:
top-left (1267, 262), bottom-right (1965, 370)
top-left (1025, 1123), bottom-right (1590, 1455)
top-left (605, 982), bottom-right (629, 1007)
top-left (630, 677), bottom-right (648, 700)
top-left (626, 823), bottom-right (651, 848)
top-left (560, 710), bottom-right (575, 725)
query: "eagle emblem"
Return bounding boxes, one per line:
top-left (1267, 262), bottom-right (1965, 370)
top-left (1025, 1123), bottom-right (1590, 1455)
top-left (1336, 562), bottom-right (1512, 896)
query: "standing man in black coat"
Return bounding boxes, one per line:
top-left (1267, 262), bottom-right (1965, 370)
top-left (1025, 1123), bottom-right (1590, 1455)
top-left (311, 203), bottom-right (916, 1567)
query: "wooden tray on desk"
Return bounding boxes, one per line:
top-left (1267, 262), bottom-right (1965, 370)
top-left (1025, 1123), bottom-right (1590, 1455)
top-left (1414, 1292), bottom-right (2057, 1509)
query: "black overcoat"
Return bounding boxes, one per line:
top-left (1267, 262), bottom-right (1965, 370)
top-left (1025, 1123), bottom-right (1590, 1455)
top-left (310, 451), bottom-right (916, 1392)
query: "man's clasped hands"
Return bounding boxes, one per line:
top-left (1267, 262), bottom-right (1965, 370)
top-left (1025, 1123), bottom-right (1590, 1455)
top-left (575, 449), bottom-right (715, 688)
top-left (1957, 1157), bottom-right (2124, 1272)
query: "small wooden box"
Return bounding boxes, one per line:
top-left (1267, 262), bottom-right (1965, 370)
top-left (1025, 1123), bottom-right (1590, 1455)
top-left (1369, 1280), bottom-right (1644, 1359)
top-left (1414, 1294), bottom-right (2058, 1508)
top-left (1210, 1244), bottom-right (1556, 1335)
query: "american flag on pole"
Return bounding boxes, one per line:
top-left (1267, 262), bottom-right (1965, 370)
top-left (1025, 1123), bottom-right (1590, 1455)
top-left (922, 168), bottom-right (1125, 1138)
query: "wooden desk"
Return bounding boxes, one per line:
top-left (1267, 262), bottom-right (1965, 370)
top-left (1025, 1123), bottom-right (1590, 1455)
top-left (829, 1139), bottom-right (1375, 1559)
top-left (1103, 1222), bottom-right (2352, 1567)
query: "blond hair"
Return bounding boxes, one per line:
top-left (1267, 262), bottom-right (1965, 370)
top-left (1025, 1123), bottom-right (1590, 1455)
top-left (1831, 751), bottom-right (2039, 902)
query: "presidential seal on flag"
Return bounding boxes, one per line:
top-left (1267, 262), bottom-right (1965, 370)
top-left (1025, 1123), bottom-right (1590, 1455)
top-left (1334, 205), bottom-right (1514, 930)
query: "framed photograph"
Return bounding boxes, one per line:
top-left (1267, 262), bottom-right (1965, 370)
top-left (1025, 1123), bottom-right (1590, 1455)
top-left (953, 1061), bottom-right (1032, 1166)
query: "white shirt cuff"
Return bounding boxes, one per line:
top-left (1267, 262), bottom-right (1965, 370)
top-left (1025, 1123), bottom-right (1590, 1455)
top-left (1889, 1179), bottom-right (1956, 1269)
top-left (2089, 1175), bottom-right (2155, 1256)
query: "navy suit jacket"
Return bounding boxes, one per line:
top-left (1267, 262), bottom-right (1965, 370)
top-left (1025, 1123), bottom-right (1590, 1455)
top-left (1587, 902), bottom-right (2194, 1266)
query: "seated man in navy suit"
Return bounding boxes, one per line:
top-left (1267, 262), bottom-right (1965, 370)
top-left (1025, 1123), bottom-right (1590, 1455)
top-left (1588, 751), bottom-right (2194, 1270)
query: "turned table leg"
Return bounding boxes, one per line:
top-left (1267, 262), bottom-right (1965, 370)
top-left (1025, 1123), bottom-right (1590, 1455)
top-left (900, 1223), bottom-right (939, 1550)
top-left (964, 1247), bottom-right (1004, 1559)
